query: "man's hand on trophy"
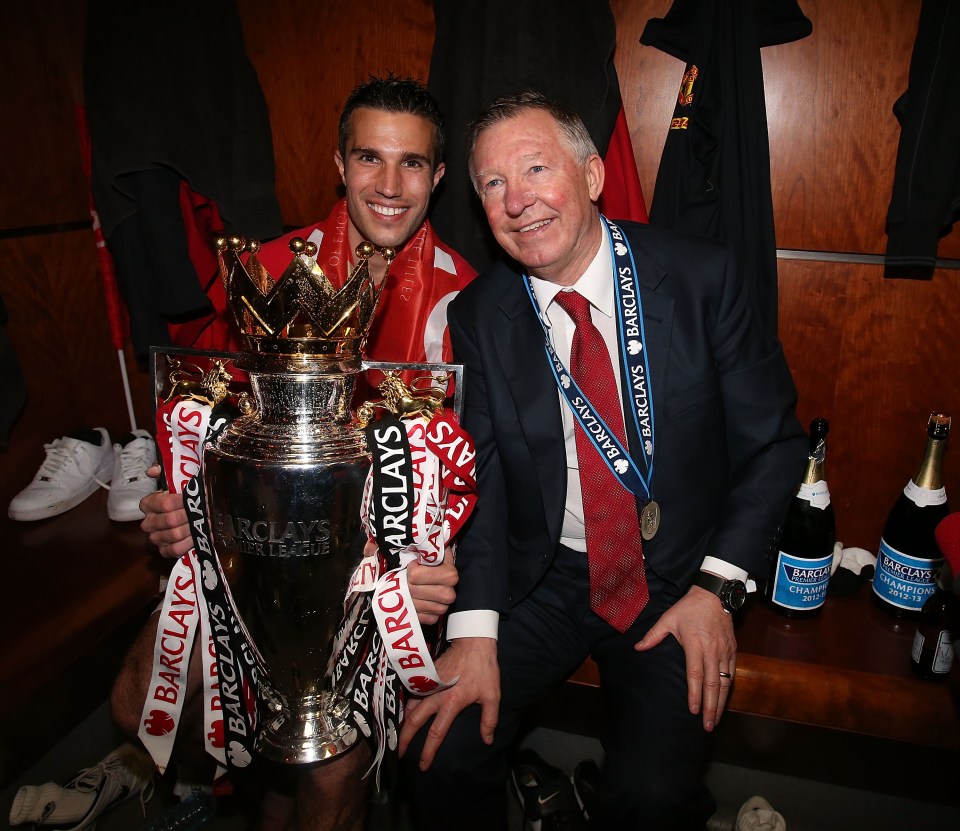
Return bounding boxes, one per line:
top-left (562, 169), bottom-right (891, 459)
top-left (407, 557), bottom-right (459, 624)
top-left (361, 540), bottom-right (459, 624)
top-left (139, 466), bottom-right (192, 558)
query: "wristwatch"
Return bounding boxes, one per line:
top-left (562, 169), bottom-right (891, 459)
top-left (693, 571), bottom-right (747, 613)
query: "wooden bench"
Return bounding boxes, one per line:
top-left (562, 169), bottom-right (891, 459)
top-left (567, 587), bottom-right (960, 750)
top-left (4, 441), bottom-right (957, 790)
top-left (0, 486), bottom-right (163, 786)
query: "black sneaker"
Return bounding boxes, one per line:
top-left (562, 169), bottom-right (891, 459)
top-left (511, 748), bottom-right (587, 831)
top-left (571, 758), bottom-right (600, 822)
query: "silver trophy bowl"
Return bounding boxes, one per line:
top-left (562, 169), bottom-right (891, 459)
top-left (204, 349), bottom-right (368, 764)
top-left (199, 235), bottom-right (392, 765)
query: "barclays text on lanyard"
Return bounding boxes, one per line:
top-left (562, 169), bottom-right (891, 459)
top-left (522, 216), bottom-right (660, 540)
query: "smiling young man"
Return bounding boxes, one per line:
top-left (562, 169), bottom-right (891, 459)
top-left (248, 77), bottom-right (474, 370)
top-left (113, 77), bottom-right (474, 831)
top-left (398, 91), bottom-right (806, 830)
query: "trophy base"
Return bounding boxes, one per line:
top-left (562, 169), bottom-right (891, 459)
top-left (256, 693), bottom-right (360, 765)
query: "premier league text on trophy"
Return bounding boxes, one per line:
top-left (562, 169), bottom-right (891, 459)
top-left (211, 514), bottom-right (333, 558)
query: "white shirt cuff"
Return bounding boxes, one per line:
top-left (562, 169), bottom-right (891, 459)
top-left (446, 609), bottom-right (499, 640)
top-left (700, 555), bottom-right (757, 593)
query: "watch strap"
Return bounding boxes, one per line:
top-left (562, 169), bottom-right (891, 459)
top-left (693, 571), bottom-right (727, 596)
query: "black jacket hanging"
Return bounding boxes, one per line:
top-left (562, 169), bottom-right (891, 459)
top-left (884, 0), bottom-right (960, 280)
top-left (641, 0), bottom-right (812, 342)
top-left (83, 0), bottom-right (282, 356)
top-left (428, 0), bottom-right (623, 274)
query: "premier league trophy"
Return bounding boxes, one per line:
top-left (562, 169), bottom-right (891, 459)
top-left (202, 235), bottom-right (394, 765)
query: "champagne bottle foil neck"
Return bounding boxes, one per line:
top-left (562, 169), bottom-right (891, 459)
top-left (914, 436), bottom-right (948, 490)
top-left (927, 412), bottom-right (951, 440)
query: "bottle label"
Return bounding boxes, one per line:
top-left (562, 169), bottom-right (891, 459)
top-left (797, 480), bottom-right (831, 510)
top-left (903, 480), bottom-right (947, 507)
top-left (911, 630), bottom-right (923, 662)
top-left (771, 550), bottom-right (832, 611)
top-left (872, 539), bottom-right (941, 611)
top-left (912, 629), bottom-right (955, 674)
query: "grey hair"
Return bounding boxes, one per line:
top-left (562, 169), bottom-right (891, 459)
top-left (466, 91), bottom-right (598, 190)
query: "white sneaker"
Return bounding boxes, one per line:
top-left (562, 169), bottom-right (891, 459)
top-left (736, 796), bottom-right (786, 831)
top-left (8, 742), bottom-right (155, 829)
top-left (8, 428), bottom-right (114, 521)
top-left (106, 429), bottom-right (159, 522)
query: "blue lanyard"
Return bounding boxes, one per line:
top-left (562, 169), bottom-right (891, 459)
top-left (522, 216), bottom-right (655, 501)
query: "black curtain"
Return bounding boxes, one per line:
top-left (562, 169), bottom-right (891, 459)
top-left (428, 0), bottom-right (623, 275)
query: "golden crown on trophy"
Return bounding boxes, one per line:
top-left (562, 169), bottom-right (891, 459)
top-left (216, 235), bottom-right (395, 357)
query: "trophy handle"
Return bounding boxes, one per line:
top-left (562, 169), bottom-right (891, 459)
top-left (150, 350), bottom-right (465, 422)
top-left (360, 360), bottom-right (465, 422)
top-left (150, 345), bottom-right (246, 418)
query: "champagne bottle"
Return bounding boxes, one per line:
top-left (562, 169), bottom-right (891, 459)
top-left (873, 412), bottom-right (951, 617)
top-left (769, 418), bottom-right (836, 617)
top-left (910, 562), bottom-right (957, 680)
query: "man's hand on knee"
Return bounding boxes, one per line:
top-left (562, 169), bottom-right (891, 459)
top-left (398, 637), bottom-right (499, 771)
top-left (635, 587), bottom-right (737, 731)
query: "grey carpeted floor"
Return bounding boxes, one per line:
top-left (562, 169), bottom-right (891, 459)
top-left (3, 702), bottom-right (958, 830)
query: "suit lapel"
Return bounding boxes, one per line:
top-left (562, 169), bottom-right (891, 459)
top-left (615, 228), bottom-right (675, 491)
top-left (628, 229), bottom-right (674, 434)
top-left (495, 282), bottom-right (566, 544)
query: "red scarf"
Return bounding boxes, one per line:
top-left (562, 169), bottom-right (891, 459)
top-left (287, 200), bottom-right (450, 367)
top-left (181, 200), bottom-right (474, 401)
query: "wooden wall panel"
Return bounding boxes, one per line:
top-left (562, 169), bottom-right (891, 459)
top-left (763, 0), bottom-right (923, 254)
top-left (0, 233), bottom-right (153, 497)
top-left (609, 0), bottom-right (677, 211)
top-left (0, 2), bottom-right (89, 229)
top-left (779, 257), bottom-right (960, 550)
top-left (612, 0), bottom-right (960, 259)
top-left (236, 0), bottom-right (436, 228)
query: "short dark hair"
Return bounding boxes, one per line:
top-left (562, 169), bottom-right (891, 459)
top-left (338, 74), bottom-right (445, 167)
top-left (466, 90), bottom-right (598, 186)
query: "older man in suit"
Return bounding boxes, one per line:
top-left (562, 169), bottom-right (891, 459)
top-left (399, 91), bottom-right (806, 829)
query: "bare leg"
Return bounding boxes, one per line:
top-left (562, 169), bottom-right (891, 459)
top-left (113, 612), bottom-right (374, 831)
top-left (292, 743), bottom-right (372, 831)
top-left (111, 610), bottom-right (213, 776)
top-left (253, 788), bottom-right (296, 831)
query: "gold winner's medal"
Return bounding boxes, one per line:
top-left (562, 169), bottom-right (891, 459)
top-left (641, 500), bottom-right (660, 540)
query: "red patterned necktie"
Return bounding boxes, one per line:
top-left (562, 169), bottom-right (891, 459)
top-left (553, 290), bottom-right (649, 632)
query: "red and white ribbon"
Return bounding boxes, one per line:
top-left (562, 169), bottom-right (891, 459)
top-left (358, 411), bottom-right (478, 695)
top-left (140, 398), bottom-right (232, 775)
top-left (138, 552), bottom-right (202, 774)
